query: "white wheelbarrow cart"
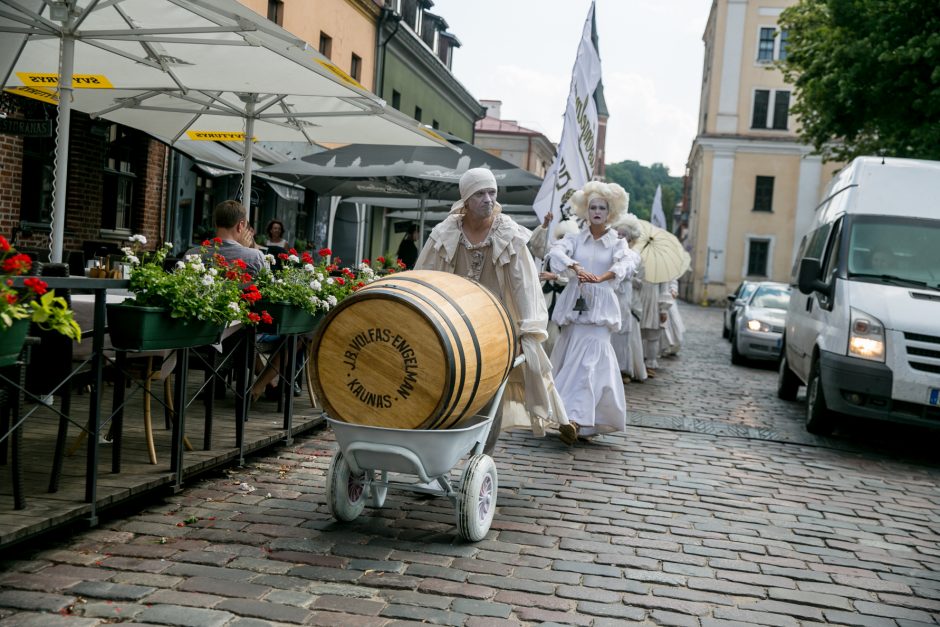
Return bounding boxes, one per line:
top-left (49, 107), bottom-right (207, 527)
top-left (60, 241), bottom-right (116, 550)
top-left (326, 355), bottom-right (524, 542)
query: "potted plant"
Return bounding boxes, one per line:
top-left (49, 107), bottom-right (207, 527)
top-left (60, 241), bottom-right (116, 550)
top-left (253, 247), bottom-right (376, 335)
top-left (0, 236), bottom-right (82, 366)
top-left (109, 235), bottom-right (265, 351)
top-left (363, 255), bottom-right (407, 276)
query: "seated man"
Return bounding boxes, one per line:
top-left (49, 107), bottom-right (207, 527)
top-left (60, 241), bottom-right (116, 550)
top-left (185, 200), bottom-right (265, 275)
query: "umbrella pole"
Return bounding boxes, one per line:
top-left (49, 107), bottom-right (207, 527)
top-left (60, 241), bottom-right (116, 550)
top-left (50, 35), bottom-right (75, 263)
top-left (418, 193), bottom-right (428, 244)
top-left (242, 96), bottom-right (256, 221)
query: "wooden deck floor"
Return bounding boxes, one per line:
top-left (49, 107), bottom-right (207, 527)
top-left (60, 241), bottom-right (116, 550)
top-left (0, 376), bottom-right (324, 550)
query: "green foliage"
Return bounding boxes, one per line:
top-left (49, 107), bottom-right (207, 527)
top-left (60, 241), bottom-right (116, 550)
top-left (253, 249), bottom-right (377, 316)
top-left (122, 237), bottom-right (257, 326)
top-left (603, 161), bottom-right (683, 228)
top-left (778, 0), bottom-right (940, 161)
top-left (1, 235), bottom-right (81, 341)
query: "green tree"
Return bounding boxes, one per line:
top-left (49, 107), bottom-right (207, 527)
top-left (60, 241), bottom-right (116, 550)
top-left (778, 0), bottom-right (940, 162)
top-left (604, 160), bottom-right (683, 230)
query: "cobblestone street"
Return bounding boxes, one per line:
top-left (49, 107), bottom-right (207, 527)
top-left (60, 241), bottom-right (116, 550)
top-left (1, 302), bottom-right (938, 626)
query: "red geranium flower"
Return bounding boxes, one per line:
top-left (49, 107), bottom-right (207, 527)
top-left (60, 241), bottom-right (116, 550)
top-left (233, 258), bottom-right (247, 270)
top-left (376, 256), bottom-right (385, 264)
top-left (335, 277), bottom-right (345, 286)
top-left (318, 247), bottom-right (331, 257)
top-left (0, 236), bottom-right (10, 253)
top-left (261, 311), bottom-right (273, 324)
top-left (247, 311), bottom-right (261, 323)
top-left (23, 277), bottom-right (48, 296)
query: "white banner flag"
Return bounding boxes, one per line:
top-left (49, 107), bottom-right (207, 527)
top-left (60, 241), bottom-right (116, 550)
top-left (650, 184), bottom-right (667, 229)
top-left (532, 1), bottom-right (602, 225)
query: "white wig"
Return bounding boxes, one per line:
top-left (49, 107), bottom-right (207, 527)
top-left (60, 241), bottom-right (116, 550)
top-left (612, 212), bottom-right (642, 242)
top-left (569, 181), bottom-right (629, 224)
top-left (553, 217), bottom-right (580, 240)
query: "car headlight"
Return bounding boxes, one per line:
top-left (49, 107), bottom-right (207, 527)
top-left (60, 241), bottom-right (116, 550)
top-left (848, 307), bottom-right (885, 362)
top-left (746, 318), bottom-right (773, 333)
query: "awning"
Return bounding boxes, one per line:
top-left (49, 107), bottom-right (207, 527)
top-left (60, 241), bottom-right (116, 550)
top-left (172, 140), bottom-right (305, 198)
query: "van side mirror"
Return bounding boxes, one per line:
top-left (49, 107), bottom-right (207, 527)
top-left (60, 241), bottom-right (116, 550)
top-left (797, 258), bottom-right (832, 297)
top-left (726, 294), bottom-right (736, 303)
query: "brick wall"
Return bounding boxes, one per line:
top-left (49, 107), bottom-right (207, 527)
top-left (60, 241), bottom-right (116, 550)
top-left (0, 103), bottom-right (170, 257)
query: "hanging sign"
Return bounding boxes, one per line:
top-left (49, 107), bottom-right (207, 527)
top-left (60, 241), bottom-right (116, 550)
top-left (186, 131), bottom-right (248, 141)
top-left (16, 72), bottom-right (114, 88)
top-left (0, 118), bottom-right (53, 137)
top-left (4, 86), bottom-right (58, 105)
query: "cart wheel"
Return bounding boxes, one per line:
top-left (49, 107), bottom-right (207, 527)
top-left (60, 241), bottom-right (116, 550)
top-left (456, 455), bottom-right (498, 542)
top-left (327, 452), bottom-right (366, 522)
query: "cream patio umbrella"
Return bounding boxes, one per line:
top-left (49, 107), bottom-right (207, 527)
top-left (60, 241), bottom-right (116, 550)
top-left (634, 218), bottom-right (691, 284)
top-left (0, 0), bottom-right (445, 262)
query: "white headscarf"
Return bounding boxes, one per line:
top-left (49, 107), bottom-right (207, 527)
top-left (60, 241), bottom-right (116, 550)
top-left (449, 167), bottom-right (502, 214)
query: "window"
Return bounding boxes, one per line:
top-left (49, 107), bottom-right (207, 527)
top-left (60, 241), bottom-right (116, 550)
top-left (102, 124), bottom-right (136, 232)
top-left (414, 106), bottom-right (422, 122)
top-left (350, 53), bottom-right (362, 82)
top-left (192, 175), bottom-right (215, 243)
top-left (747, 239), bottom-right (771, 277)
top-left (20, 135), bottom-right (55, 224)
top-left (757, 27), bottom-right (775, 62)
top-left (391, 90), bottom-right (401, 110)
top-left (266, 0), bottom-right (283, 25)
top-left (751, 89), bottom-right (790, 130)
top-left (757, 27), bottom-right (788, 63)
top-left (318, 32), bottom-right (332, 59)
top-left (432, 119), bottom-right (439, 130)
top-left (754, 176), bottom-right (774, 212)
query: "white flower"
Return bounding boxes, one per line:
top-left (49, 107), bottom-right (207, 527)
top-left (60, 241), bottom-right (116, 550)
top-left (326, 277), bottom-right (335, 285)
top-left (310, 280), bottom-right (321, 291)
top-left (208, 267), bottom-right (218, 276)
top-left (201, 275), bottom-right (215, 286)
top-left (264, 254), bottom-right (275, 264)
top-left (228, 302), bottom-right (240, 312)
top-left (127, 255), bottom-right (140, 266)
top-left (304, 263), bottom-right (315, 273)
top-left (326, 295), bottom-right (337, 307)
top-left (165, 242), bottom-right (173, 248)
top-left (288, 254), bottom-right (299, 263)
top-left (129, 234), bottom-right (147, 245)
top-left (176, 260), bottom-right (185, 269)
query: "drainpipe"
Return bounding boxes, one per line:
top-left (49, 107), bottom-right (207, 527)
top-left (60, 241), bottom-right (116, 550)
top-left (375, 6), bottom-right (402, 100)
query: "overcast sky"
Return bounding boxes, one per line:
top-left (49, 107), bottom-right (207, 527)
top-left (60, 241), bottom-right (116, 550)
top-left (429, 0), bottom-right (712, 176)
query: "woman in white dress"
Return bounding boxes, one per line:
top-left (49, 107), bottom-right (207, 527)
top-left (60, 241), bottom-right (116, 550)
top-left (548, 181), bottom-right (636, 444)
top-left (610, 213), bottom-right (646, 382)
top-left (661, 279), bottom-right (685, 357)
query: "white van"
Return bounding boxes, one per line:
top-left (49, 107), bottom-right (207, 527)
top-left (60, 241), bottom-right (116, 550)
top-left (778, 156), bottom-right (940, 434)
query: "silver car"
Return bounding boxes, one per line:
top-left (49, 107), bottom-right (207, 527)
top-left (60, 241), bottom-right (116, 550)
top-left (722, 281), bottom-right (757, 340)
top-left (731, 282), bottom-right (791, 364)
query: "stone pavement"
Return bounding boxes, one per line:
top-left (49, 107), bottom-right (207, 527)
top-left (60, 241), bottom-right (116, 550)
top-left (1, 303), bottom-right (938, 626)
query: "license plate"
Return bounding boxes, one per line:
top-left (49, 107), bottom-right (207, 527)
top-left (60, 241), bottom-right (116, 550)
top-left (930, 389), bottom-right (940, 406)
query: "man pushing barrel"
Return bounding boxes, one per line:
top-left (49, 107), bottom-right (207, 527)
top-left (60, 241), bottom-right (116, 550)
top-left (415, 168), bottom-right (569, 453)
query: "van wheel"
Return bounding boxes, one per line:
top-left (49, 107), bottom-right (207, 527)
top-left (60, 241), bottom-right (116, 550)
top-left (777, 353), bottom-right (800, 401)
top-left (731, 334), bottom-right (745, 365)
top-left (722, 323), bottom-right (730, 339)
top-left (806, 360), bottom-right (835, 435)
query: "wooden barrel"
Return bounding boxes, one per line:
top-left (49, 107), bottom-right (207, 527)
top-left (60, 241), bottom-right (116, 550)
top-left (311, 270), bottom-right (517, 430)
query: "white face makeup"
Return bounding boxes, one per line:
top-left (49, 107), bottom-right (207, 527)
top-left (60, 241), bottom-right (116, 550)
top-left (465, 188), bottom-right (497, 218)
top-left (588, 198), bottom-right (609, 224)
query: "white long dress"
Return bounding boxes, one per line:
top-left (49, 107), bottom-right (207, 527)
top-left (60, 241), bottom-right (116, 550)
top-left (612, 247), bottom-right (646, 380)
top-left (662, 279), bottom-right (685, 356)
top-left (547, 227), bottom-right (634, 436)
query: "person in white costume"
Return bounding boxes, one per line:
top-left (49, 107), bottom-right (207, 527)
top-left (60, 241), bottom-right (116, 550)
top-left (415, 168), bottom-right (568, 454)
top-left (610, 213), bottom-right (646, 383)
top-left (529, 216), bottom-right (579, 357)
top-left (633, 269), bottom-right (674, 376)
top-left (661, 278), bottom-right (685, 357)
top-left (547, 181), bottom-right (636, 444)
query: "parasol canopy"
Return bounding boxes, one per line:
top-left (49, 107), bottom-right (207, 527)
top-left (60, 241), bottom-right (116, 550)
top-left (634, 219), bottom-right (690, 284)
top-left (0, 0), bottom-right (445, 261)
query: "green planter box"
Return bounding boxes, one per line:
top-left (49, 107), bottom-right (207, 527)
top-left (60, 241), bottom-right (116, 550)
top-left (256, 301), bottom-right (322, 335)
top-left (0, 318), bottom-right (30, 367)
top-left (107, 303), bottom-right (224, 351)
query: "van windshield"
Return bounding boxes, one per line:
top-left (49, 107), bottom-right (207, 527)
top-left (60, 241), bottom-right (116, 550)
top-left (847, 216), bottom-right (940, 290)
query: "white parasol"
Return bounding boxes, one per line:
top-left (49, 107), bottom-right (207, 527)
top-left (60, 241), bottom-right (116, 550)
top-left (634, 218), bottom-right (690, 284)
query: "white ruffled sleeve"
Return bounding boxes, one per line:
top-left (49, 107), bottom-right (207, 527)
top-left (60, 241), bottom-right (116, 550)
top-left (608, 238), bottom-right (636, 287)
top-left (547, 234), bottom-right (578, 276)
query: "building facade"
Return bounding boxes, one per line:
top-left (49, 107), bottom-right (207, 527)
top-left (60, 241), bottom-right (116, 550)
top-left (684, 0), bottom-right (843, 304)
top-left (474, 100), bottom-right (555, 178)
